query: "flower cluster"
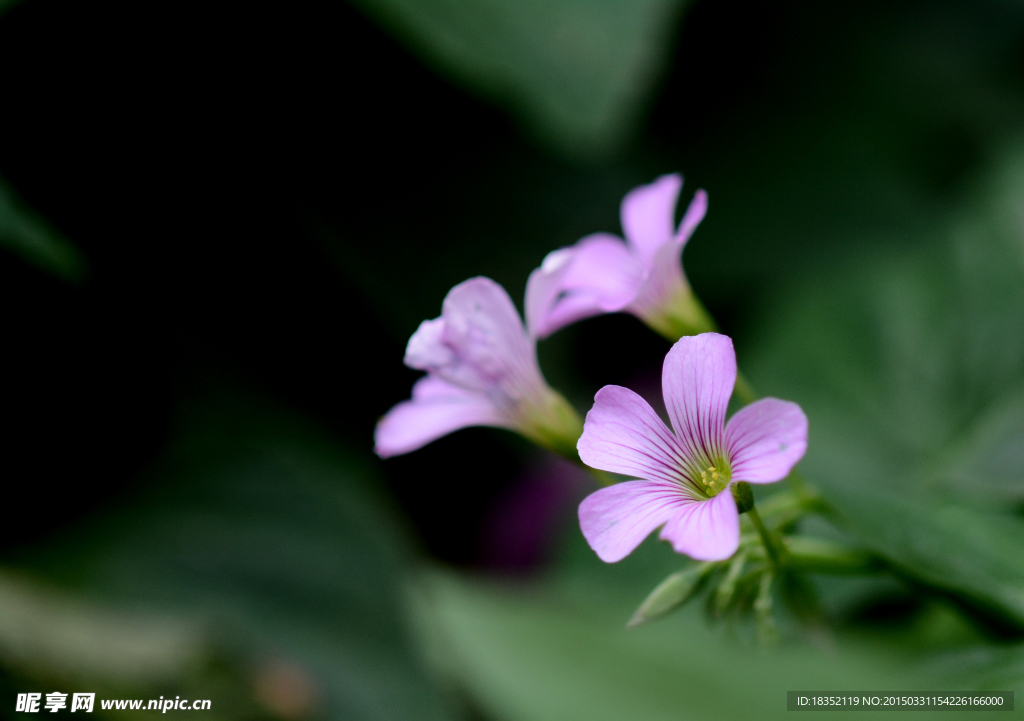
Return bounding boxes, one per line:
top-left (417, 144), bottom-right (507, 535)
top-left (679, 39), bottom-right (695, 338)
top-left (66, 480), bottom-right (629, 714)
top-left (375, 174), bottom-right (808, 566)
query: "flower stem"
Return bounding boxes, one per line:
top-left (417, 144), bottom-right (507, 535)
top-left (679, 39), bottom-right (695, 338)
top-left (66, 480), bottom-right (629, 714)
top-left (647, 288), bottom-right (718, 341)
top-left (754, 571), bottom-right (778, 646)
top-left (747, 504), bottom-right (782, 569)
top-left (782, 536), bottom-right (876, 574)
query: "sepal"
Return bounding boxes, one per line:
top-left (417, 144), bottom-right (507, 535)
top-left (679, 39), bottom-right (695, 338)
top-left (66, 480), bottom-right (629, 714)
top-left (626, 562), bottom-right (716, 628)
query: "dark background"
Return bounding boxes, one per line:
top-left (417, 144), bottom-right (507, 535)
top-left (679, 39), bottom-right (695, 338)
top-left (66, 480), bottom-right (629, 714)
top-left (4, 1), bottom-right (1024, 719)
top-left (1, 0), bottom-right (1022, 564)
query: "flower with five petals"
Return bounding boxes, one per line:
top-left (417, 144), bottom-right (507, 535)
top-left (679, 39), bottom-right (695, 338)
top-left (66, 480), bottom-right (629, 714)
top-left (577, 333), bottom-right (808, 562)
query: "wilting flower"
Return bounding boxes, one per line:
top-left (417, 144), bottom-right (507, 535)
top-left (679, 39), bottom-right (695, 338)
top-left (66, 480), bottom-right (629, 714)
top-left (577, 333), bottom-right (807, 562)
top-left (375, 277), bottom-right (582, 459)
top-left (526, 173), bottom-right (712, 341)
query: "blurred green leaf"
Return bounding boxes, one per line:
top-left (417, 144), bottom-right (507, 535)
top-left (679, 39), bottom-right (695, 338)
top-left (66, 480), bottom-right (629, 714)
top-left (936, 385), bottom-right (1024, 505)
top-left (417, 569), bottom-right (981, 721)
top-left (349, 0), bottom-right (687, 157)
top-left (0, 569), bottom-right (202, 684)
top-left (745, 140), bottom-right (1024, 631)
top-left (0, 176), bottom-right (87, 282)
top-left (817, 489), bottom-right (1024, 630)
top-left (18, 393), bottom-right (456, 721)
top-left (928, 643), bottom-right (1024, 694)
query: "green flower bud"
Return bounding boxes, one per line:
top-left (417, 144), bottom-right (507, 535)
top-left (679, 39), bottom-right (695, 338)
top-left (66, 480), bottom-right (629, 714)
top-left (627, 562), bottom-right (716, 628)
top-left (731, 481), bottom-right (755, 514)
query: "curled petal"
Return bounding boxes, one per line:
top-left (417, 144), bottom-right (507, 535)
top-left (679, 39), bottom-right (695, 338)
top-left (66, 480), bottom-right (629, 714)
top-left (525, 235), bottom-right (642, 339)
top-left (658, 489), bottom-right (740, 561)
top-left (407, 277), bottom-right (540, 397)
top-left (578, 480), bottom-right (687, 562)
top-left (577, 385), bottom-right (690, 486)
top-left (442, 277), bottom-right (535, 382)
top-left (725, 398), bottom-right (808, 483)
top-left (525, 248), bottom-right (575, 339)
top-left (620, 174), bottom-right (682, 263)
top-left (662, 333), bottom-right (736, 463)
top-left (404, 318), bottom-right (452, 371)
top-left (374, 376), bottom-right (510, 458)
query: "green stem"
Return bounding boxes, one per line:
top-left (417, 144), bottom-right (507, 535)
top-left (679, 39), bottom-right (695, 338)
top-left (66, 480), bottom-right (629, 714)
top-left (782, 536), bottom-right (877, 574)
top-left (747, 504), bottom-right (782, 570)
top-left (754, 571), bottom-right (778, 646)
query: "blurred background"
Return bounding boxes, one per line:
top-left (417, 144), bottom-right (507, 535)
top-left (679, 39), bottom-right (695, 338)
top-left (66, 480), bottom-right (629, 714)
top-left (2, 0), bottom-right (1024, 718)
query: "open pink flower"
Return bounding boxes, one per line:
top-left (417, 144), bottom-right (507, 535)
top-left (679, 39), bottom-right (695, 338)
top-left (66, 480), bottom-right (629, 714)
top-left (375, 277), bottom-right (581, 459)
top-left (526, 174), bottom-right (710, 341)
top-left (577, 333), bottom-right (807, 562)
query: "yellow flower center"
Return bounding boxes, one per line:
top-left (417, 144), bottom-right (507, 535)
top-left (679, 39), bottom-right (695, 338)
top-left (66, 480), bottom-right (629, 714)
top-left (698, 464), bottom-right (731, 497)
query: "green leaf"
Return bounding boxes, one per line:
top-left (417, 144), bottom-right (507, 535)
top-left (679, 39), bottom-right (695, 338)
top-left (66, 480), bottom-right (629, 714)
top-left (934, 384), bottom-right (1024, 506)
top-left (745, 139), bottom-right (1024, 631)
top-left (419, 570), bottom-right (967, 721)
top-left (820, 488), bottom-right (1024, 630)
top-left (18, 394), bottom-right (455, 721)
top-left (0, 569), bottom-right (203, 684)
top-left (349, 0), bottom-right (688, 158)
top-left (0, 176), bottom-right (87, 282)
top-left (929, 643), bottom-right (1024, 695)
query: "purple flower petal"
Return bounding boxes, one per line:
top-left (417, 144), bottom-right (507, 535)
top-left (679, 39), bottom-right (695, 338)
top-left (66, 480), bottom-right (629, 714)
top-left (675, 189), bottom-right (708, 244)
top-left (406, 277), bottom-right (540, 397)
top-left (404, 318), bottom-right (453, 369)
top-left (578, 480), bottom-right (687, 562)
top-left (627, 234), bottom-right (687, 319)
top-left (620, 174), bottom-right (682, 264)
top-left (577, 385), bottom-right (689, 485)
top-left (661, 333), bottom-right (736, 463)
top-left (525, 235), bottom-right (642, 339)
top-left (374, 376), bottom-right (510, 458)
top-left (525, 248), bottom-right (575, 339)
top-left (725, 397), bottom-right (808, 483)
top-left (560, 234), bottom-right (643, 307)
top-left (658, 489), bottom-right (740, 561)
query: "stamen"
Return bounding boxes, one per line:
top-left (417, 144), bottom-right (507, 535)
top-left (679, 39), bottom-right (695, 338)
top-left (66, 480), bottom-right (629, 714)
top-left (697, 463), bottom-right (730, 497)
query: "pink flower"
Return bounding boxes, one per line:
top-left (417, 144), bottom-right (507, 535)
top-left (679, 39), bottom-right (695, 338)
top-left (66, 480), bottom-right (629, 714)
top-left (375, 277), bottom-right (582, 459)
top-left (526, 174), bottom-right (711, 341)
top-left (577, 333), bottom-right (807, 562)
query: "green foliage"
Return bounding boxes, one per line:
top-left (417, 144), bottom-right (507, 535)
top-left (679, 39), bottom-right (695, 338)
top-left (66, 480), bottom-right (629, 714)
top-left (348, 0), bottom-right (687, 157)
top-left (0, 176), bottom-right (87, 283)
top-left (0, 569), bottom-right (203, 685)
top-left (418, 569), bottom-right (975, 721)
top-left (745, 140), bottom-right (1024, 634)
top-left (10, 394), bottom-right (456, 721)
